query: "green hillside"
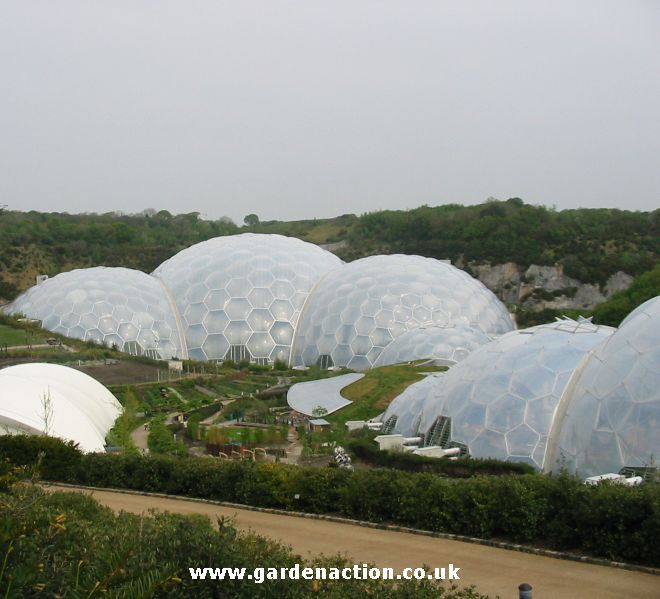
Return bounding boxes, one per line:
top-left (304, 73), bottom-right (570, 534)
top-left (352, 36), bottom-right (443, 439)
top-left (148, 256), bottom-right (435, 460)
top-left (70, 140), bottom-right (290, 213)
top-left (1, 200), bottom-right (658, 305)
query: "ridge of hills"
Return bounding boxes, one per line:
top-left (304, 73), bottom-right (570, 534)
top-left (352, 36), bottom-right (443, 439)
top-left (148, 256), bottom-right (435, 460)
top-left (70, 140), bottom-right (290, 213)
top-left (1, 198), bottom-right (658, 325)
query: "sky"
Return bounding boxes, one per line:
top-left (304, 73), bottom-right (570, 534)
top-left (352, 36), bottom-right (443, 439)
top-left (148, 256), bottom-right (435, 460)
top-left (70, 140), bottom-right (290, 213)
top-left (1, 1), bottom-right (659, 224)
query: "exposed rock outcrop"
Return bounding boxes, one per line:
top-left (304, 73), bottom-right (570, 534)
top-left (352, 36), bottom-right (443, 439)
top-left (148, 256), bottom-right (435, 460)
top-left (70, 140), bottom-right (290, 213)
top-left (470, 262), bottom-right (633, 312)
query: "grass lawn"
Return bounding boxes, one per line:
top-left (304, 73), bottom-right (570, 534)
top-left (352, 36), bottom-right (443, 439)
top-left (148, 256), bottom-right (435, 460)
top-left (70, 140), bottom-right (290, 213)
top-left (0, 324), bottom-right (44, 347)
top-left (329, 363), bottom-right (446, 425)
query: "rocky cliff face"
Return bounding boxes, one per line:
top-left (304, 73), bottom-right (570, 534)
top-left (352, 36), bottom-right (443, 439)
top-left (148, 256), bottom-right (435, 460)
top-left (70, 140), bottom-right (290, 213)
top-left (470, 262), bottom-right (633, 311)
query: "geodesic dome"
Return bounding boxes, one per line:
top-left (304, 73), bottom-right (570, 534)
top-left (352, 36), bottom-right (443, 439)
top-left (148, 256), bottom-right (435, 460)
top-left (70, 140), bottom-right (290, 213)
top-left (152, 233), bottom-right (342, 363)
top-left (380, 373), bottom-right (445, 437)
top-left (549, 296), bottom-right (660, 476)
top-left (0, 363), bottom-right (122, 452)
top-left (416, 318), bottom-right (615, 469)
top-left (373, 325), bottom-right (491, 368)
top-left (291, 254), bottom-right (514, 371)
top-left (7, 267), bottom-right (185, 360)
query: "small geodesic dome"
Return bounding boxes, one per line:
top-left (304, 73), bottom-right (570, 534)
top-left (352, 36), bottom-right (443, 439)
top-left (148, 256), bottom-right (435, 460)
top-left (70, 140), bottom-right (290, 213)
top-left (373, 325), bottom-right (491, 367)
top-left (549, 296), bottom-right (660, 476)
top-left (416, 318), bottom-right (615, 469)
top-left (153, 233), bottom-right (342, 363)
top-left (291, 254), bottom-right (513, 371)
top-left (0, 363), bottom-right (122, 452)
top-left (7, 267), bottom-right (185, 360)
top-left (380, 373), bottom-right (446, 437)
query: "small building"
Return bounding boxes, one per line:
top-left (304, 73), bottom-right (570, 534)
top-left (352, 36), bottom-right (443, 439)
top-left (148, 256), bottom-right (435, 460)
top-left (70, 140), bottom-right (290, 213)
top-left (307, 418), bottom-right (330, 433)
top-left (168, 360), bottom-right (183, 372)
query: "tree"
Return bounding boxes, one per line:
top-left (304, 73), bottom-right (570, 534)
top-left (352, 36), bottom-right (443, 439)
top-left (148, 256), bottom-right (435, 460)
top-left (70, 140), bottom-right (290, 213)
top-left (243, 213), bottom-right (259, 227)
top-left (312, 406), bottom-right (328, 418)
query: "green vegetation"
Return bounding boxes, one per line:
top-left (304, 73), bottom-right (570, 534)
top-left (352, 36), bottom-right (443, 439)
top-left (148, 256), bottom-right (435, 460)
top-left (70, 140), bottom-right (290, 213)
top-left (105, 388), bottom-right (141, 453)
top-left (0, 323), bottom-right (43, 347)
top-left (516, 263), bottom-right (660, 328)
top-left (592, 263), bottom-right (660, 326)
top-left (148, 414), bottom-right (187, 456)
top-left (334, 364), bottom-right (445, 425)
top-left (3, 436), bottom-right (659, 568)
top-left (1, 200), bottom-right (657, 302)
top-left (346, 433), bottom-right (534, 477)
top-left (347, 200), bottom-right (659, 284)
top-left (206, 426), bottom-right (288, 448)
top-left (1, 480), bottom-right (482, 597)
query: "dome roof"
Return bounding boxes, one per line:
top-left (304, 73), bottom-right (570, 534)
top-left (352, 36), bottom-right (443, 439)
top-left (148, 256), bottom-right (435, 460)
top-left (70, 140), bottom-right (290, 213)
top-left (0, 363), bottom-right (122, 452)
top-left (373, 325), bottom-right (491, 368)
top-left (549, 296), bottom-right (660, 476)
top-left (7, 267), bottom-right (184, 360)
top-left (416, 318), bottom-right (615, 469)
top-left (380, 373), bottom-right (445, 437)
top-left (153, 234), bottom-right (342, 363)
top-left (291, 254), bottom-right (513, 371)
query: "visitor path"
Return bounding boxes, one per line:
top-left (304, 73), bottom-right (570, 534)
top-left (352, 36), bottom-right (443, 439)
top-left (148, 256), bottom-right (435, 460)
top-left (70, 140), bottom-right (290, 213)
top-left (45, 484), bottom-right (658, 598)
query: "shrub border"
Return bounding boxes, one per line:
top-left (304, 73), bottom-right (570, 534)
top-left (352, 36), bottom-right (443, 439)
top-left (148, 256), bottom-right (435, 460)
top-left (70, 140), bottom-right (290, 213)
top-left (44, 481), bottom-right (660, 578)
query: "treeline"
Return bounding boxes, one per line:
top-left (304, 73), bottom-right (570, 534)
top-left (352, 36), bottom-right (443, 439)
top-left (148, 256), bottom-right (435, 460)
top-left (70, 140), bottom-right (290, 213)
top-left (0, 209), bottom-right (238, 287)
top-left (347, 199), bottom-right (659, 284)
top-left (2, 435), bottom-right (659, 567)
top-left (0, 199), bottom-right (658, 300)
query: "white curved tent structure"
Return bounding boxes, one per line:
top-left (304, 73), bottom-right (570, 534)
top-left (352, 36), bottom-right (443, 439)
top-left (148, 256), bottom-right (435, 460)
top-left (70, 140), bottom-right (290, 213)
top-left (0, 364), bottom-right (121, 452)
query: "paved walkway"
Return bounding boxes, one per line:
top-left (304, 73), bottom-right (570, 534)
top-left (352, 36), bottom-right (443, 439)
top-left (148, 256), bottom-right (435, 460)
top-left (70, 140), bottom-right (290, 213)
top-left (287, 373), bottom-right (363, 416)
top-left (129, 411), bottom-right (181, 454)
top-left (129, 423), bottom-right (150, 454)
top-left (44, 485), bottom-right (659, 599)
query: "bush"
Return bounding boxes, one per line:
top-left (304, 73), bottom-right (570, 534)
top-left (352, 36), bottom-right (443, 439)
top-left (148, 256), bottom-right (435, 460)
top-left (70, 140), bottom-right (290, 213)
top-left (2, 484), bottom-right (487, 598)
top-left (0, 435), bottom-right (81, 481)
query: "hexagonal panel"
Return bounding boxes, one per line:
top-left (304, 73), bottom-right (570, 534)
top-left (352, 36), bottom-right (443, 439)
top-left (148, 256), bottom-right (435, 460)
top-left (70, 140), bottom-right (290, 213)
top-left (247, 309), bottom-right (273, 332)
top-left (224, 321), bottom-right (252, 345)
top-left (184, 303), bottom-right (206, 325)
top-left (202, 334), bottom-right (230, 359)
top-left (270, 321), bottom-right (294, 345)
top-left (224, 298), bottom-right (252, 321)
top-left (204, 289), bottom-right (229, 311)
top-left (203, 310), bottom-right (230, 334)
top-left (248, 287), bottom-right (274, 310)
top-left (247, 332), bottom-right (275, 358)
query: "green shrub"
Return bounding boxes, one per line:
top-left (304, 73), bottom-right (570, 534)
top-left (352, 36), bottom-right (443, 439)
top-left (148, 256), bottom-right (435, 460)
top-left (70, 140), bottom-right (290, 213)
top-left (346, 437), bottom-right (534, 477)
top-left (3, 484), bottom-right (488, 598)
top-left (0, 435), bottom-right (81, 481)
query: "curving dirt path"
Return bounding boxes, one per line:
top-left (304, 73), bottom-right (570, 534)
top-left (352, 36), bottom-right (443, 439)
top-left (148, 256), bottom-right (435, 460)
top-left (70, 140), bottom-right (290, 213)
top-left (44, 485), bottom-right (659, 599)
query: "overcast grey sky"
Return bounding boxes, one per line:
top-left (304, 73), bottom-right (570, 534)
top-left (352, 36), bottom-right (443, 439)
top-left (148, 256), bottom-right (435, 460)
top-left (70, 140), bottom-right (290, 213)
top-left (1, 1), bottom-right (659, 224)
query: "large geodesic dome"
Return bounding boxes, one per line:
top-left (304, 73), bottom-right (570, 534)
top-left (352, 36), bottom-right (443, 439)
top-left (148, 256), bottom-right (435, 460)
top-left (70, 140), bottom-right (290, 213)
top-left (416, 319), bottom-right (615, 469)
top-left (291, 254), bottom-right (514, 371)
top-left (373, 325), bottom-right (491, 368)
top-left (152, 234), bottom-right (342, 363)
top-left (0, 363), bottom-right (122, 452)
top-left (549, 297), bottom-right (660, 477)
top-left (7, 267), bottom-right (185, 360)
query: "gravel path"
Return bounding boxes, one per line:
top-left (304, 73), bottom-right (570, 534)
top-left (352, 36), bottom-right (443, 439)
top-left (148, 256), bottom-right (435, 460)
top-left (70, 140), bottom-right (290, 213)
top-left (44, 484), bottom-right (659, 599)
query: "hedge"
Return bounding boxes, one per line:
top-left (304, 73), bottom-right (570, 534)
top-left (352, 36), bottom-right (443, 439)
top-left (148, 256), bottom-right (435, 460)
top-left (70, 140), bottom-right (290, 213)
top-left (346, 437), bottom-right (535, 477)
top-left (2, 435), bottom-right (659, 567)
